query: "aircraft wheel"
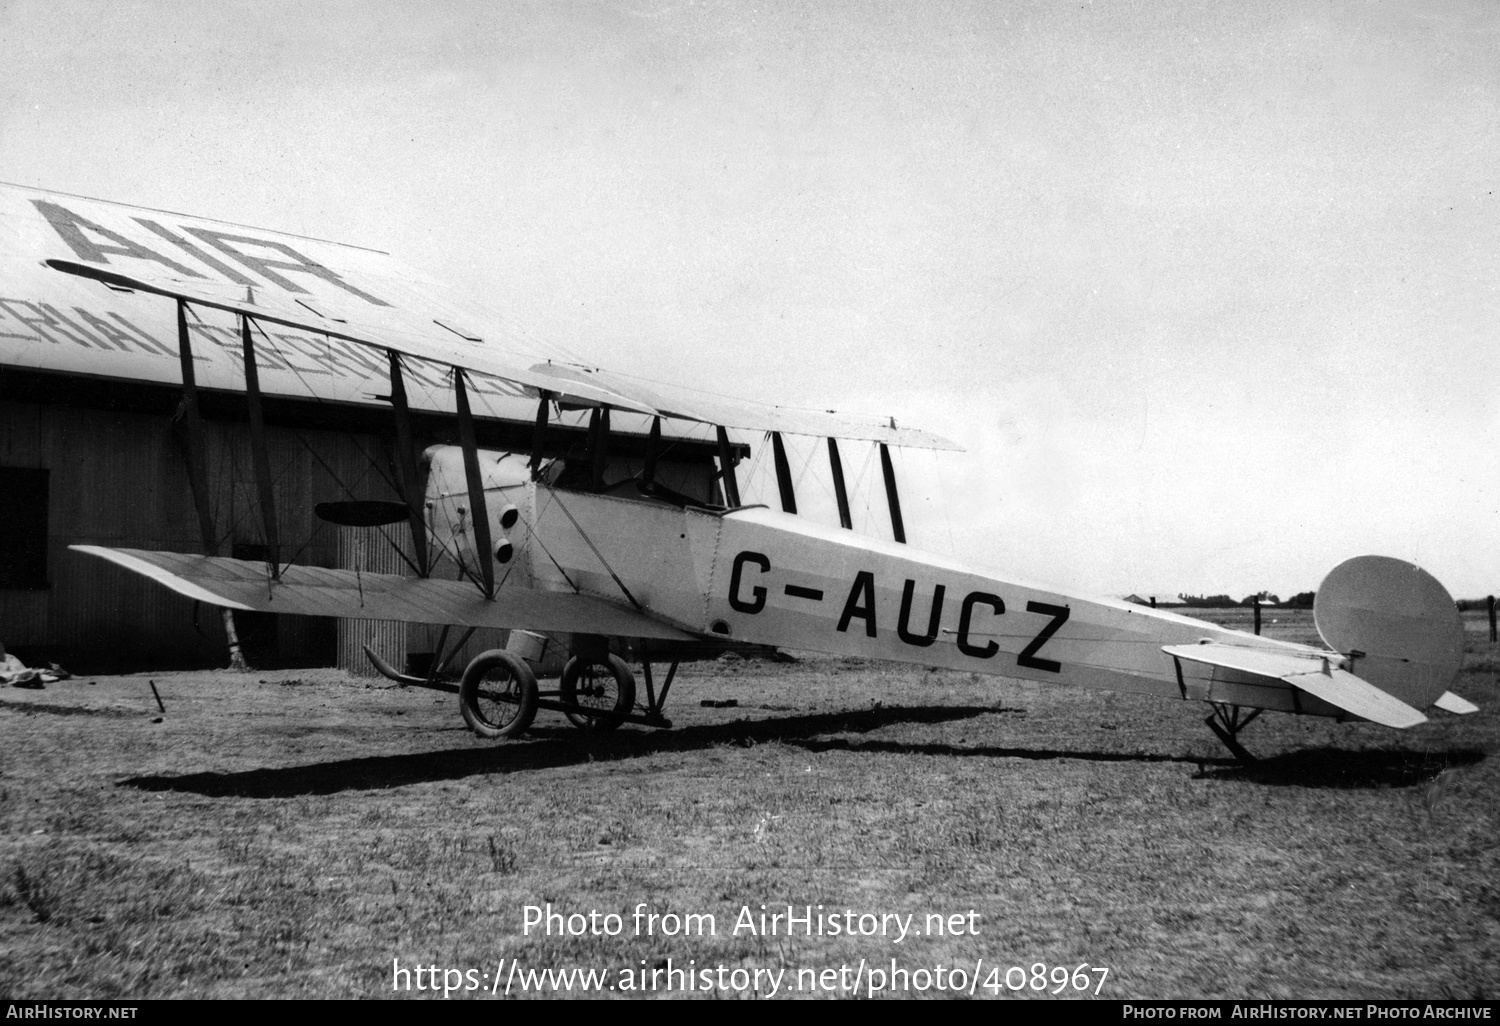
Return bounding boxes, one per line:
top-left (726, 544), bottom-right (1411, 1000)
top-left (560, 654), bottom-right (635, 732)
top-left (459, 650), bottom-right (538, 739)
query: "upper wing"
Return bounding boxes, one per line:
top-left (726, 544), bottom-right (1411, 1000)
top-left (72, 545), bottom-right (696, 641)
top-left (532, 362), bottom-right (960, 450)
top-left (1162, 642), bottom-right (1428, 728)
top-left (42, 259), bottom-right (657, 415)
top-left (44, 259), bottom-right (958, 450)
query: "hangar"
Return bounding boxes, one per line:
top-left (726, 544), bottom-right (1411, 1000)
top-left (0, 184), bottom-right (726, 673)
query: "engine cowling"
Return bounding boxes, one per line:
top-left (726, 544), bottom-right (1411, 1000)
top-left (422, 445), bottom-right (531, 577)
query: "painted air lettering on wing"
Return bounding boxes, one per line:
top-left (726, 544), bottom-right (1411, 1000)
top-left (32, 199), bottom-right (391, 307)
top-left (0, 290), bottom-right (487, 395)
top-left (726, 550), bottom-right (1067, 673)
top-left (0, 297), bottom-right (183, 358)
top-left (32, 200), bottom-right (207, 280)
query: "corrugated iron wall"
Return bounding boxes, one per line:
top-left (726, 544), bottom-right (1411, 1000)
top-left (332, 526), bottom-right (511, 679)
top-left (1, 394), bottom-right (719, 674)
top-left (402, 549), bottom-right (509, 680)
top-left (336, 523), bottom-right (413, 678)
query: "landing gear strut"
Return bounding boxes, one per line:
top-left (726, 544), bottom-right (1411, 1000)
top-left (1205, 703), bottom-right (1261, 763)
top-left (369, 633), bottom-right (683, 739)
top-left (554, 649), bottom-right (681, 731)
top-left (638, 652), bottom-right (678, 728)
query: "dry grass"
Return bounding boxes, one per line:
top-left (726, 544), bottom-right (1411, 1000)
top-left (1, 612), bottom-right (1496, 999)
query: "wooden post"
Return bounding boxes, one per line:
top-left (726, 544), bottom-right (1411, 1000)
top-left (827, 437), bottom-right (853, 530)
top-left (1253, 598), bottom-right (1261, 636)
top-left (879, 443), bottom-right (906, 544)
top-left (716, 426), bottom-right (741, 507)
top-left (386, 351), bottom-right (429, 576)
top-left (239, 315), bottom-right (280, 578)
top-left (771, 431), bottom-right (797, 514)
top-left (1489, 595), bottom-right (1496, 643)
top-left (175, 300), bottom-right (248, 670)
top-left (175, 301), bottom-right (218, 557)
top-left (452, 368), bottom-right (494, 599)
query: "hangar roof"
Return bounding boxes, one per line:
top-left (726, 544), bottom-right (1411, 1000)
top-left (0, 183), bottom-right (661, 437)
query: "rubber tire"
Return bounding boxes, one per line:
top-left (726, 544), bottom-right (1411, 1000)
top-left (559, 654), bottom-right (636, 732)
top-left (459, 650), bottom-right (538, 739)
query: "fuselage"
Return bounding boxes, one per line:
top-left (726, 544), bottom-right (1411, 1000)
top-left (420, 450), bottom-right (1348, 721)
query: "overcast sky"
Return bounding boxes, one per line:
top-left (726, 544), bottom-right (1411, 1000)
top-left (2, 0), bottom-right (1496, 598)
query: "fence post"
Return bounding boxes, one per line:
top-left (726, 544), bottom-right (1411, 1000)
top-left (1489, 595), bottom-right (1496, 643)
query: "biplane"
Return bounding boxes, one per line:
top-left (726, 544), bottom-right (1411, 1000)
top-left (33, 208), bottom-right (1477, 762)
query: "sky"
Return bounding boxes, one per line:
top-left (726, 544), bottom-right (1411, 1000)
top-left (1, 0), bottom-right (1496, 599)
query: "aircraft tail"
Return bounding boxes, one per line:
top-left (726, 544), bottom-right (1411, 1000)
top-left (1165, 555), bottom-right (1471, 728)
top-left (1162, 642), bottom-right (1428, 728)
top-left (1313, 555), bottom-right (1467, 714)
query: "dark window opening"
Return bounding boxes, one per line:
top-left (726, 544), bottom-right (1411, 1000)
top-left (0, 468), bottom-right (49, 589)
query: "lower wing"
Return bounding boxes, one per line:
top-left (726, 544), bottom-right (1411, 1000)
top-left (72, 545), bottom-right (696, 641)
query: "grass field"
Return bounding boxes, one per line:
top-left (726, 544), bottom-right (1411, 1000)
top-left (1, 609), bottom-right (1496, 1000)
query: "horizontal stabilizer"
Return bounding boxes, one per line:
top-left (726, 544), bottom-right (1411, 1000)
top-left (1163, 642), bottom-right (1332, 680)
top-left (1433, 691), bottom-right (1479, 715)
top-left (71, 546), bottom-right (695, 641)
top-left (1163, 642), bottom-right (1427, 729)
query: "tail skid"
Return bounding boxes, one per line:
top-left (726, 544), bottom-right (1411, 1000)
top-left (1205, 704), bottom-right (1262, 763)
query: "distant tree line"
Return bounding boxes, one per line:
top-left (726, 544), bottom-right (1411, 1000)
top-left (1169, 592), bottom-right (1307, 608)
top-left (1134, 592), bottom-right (1489, 611)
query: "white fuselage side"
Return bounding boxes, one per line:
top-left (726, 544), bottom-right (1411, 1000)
top-left (516, 483), bottom-right (1342, 719)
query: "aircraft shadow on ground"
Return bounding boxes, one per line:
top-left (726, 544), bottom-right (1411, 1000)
top-left (1196, 746), bottom-right (1487, 788)
top-left (118, 704), bottom-right (1475, 798)
top-left (118, 703), bottom-right (1240, 798)
top-left (119, 705), bottom-right (990, 798)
